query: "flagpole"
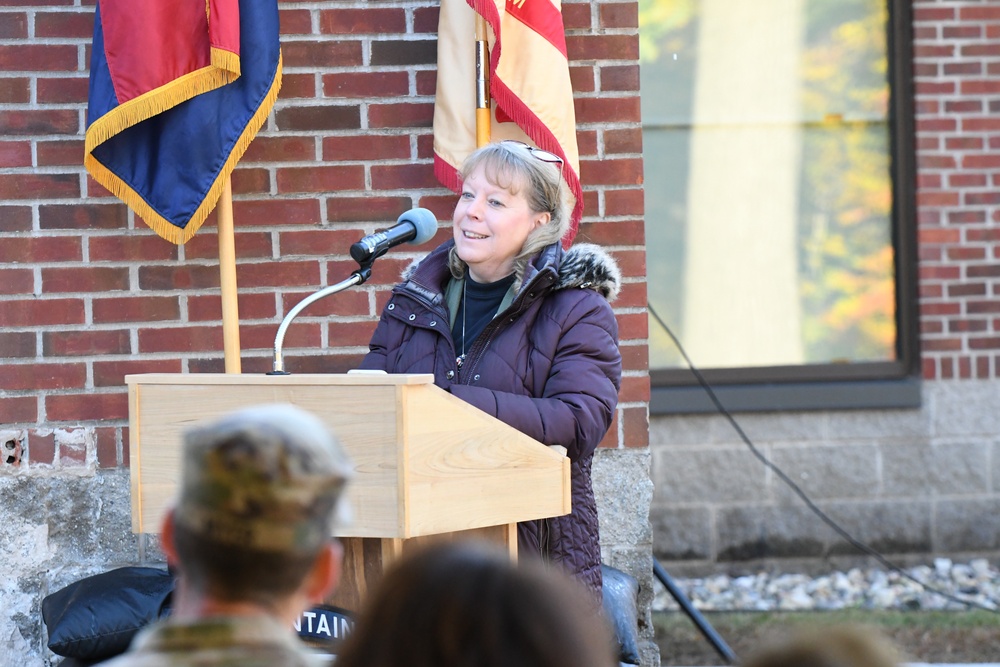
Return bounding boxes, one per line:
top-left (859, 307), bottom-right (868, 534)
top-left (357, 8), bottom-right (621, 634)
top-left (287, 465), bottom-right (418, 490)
top-left (475, 16), bottom-right (490, 147)
top-left (217, 176), bottom-right (242, 373)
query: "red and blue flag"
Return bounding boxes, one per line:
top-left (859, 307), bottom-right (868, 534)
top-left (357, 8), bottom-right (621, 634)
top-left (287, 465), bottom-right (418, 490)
top-left (85, 0), bottom-right (281, 244)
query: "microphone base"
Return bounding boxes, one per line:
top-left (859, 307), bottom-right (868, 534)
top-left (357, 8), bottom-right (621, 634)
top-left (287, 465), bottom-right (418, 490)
top-left (266, 370), bottom-right (291, 376)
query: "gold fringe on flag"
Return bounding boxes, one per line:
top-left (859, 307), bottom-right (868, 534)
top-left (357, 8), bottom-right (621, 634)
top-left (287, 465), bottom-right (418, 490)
top-left (84, 61), bottom-right (240, 156)
top-left (84, 55), bottom-right (283, 245)
top-left (210, 46), bottom-right (241, 78)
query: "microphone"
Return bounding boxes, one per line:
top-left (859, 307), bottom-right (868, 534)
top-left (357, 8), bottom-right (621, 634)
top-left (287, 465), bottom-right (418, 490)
top-left (349, 208), bottom-right (438, 263)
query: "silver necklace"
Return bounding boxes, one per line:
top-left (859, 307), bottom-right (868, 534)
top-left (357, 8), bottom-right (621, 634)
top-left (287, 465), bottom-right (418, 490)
top-left (456, 277), bottom-right (467, 368)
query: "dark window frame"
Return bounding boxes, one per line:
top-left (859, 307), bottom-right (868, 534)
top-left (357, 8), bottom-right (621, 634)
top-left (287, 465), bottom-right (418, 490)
top-left (649, 0), bottom-right (919, 414)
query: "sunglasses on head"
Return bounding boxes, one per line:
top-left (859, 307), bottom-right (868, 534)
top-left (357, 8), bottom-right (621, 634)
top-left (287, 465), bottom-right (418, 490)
top-left (499, 140), bottom-right (564, 176)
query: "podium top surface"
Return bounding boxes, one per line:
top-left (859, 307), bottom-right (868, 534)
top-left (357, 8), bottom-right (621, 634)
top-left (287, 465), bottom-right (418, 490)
top-left (125, 372), bottom-right (435, 386)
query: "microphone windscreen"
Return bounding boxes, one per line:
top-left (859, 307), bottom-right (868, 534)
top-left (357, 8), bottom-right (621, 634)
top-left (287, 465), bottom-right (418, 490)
top-left (397, 208), bottom-right (438, 245)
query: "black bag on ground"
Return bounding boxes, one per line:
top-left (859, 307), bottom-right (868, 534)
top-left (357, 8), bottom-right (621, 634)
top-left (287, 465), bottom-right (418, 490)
top-left (601, 564), bottom-right (641, 665)
top-left (42, 566), bottom-right (174, 662)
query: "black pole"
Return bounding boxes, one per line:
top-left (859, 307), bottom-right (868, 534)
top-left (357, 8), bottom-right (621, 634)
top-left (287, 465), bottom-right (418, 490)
top-left (653, 559), bottom-right (738, 664)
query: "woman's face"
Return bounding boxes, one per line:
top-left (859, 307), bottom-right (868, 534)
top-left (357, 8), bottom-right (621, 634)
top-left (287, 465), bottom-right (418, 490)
top-left (452, 165), bottom-right (550, 283)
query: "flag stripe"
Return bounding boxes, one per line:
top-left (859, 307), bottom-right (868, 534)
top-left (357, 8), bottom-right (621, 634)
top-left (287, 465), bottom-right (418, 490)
top-left (505, 0), bottom-right (567, 58)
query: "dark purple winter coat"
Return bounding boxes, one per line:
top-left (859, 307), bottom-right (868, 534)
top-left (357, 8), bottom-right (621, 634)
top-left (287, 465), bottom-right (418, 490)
top-left (359, 239), bottom-right (622, 597)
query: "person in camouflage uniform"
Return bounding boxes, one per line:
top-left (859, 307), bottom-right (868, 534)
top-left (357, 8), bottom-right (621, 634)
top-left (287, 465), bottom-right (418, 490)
top-left (98, 403), bottom-right (352, 667)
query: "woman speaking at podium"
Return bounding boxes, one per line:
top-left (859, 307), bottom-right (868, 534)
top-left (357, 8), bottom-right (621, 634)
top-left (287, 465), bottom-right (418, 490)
top-left (359, 141), bottom-right (622, 599)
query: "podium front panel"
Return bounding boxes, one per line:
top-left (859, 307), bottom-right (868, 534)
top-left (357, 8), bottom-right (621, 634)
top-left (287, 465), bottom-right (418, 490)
top-left (128, 375), bottom-right (409, 537)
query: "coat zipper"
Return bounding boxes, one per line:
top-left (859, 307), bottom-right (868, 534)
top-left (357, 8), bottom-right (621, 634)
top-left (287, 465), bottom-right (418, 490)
top-left (458, 268), bottom-right (555, 382)
top-left (393, 286), bottom-right (462, 377)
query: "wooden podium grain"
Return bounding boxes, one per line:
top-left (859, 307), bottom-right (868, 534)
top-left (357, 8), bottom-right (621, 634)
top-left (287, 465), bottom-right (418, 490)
top-left (125, 373), bottom-right (570, 610)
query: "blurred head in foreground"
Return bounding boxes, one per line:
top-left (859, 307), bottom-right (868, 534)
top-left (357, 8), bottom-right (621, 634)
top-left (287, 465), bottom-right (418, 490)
top-left (333, 540), bottom-right (617, 667)
top-left (100, 404), bottom-right (353, 667)
top-left (741, 624), bottom-right (904, 667)
top-left (167, 403), bottom-right (352, 616)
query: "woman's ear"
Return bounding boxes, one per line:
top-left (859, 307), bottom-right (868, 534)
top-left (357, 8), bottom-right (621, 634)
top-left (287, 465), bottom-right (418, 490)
top-left (533, 211), bottom-right (551, 229)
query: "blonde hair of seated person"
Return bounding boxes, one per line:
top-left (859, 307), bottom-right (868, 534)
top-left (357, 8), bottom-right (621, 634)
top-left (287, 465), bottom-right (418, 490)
top-left (741, 624), bottom-right (904, 667)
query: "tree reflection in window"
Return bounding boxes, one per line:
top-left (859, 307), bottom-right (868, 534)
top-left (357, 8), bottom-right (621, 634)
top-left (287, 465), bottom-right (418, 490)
top-left (640, 0), bottom-right (896, 370)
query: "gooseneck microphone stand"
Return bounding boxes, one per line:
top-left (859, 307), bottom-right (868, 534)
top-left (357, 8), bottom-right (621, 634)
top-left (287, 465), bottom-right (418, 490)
top-left (268, 261), bottom-right (374, 375)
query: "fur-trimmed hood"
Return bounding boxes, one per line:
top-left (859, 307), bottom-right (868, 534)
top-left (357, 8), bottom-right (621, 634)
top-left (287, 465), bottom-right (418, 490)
top-left (401, 240), bottom-right (621, 303)
top-left (554, 243), bottom-right (621, 302)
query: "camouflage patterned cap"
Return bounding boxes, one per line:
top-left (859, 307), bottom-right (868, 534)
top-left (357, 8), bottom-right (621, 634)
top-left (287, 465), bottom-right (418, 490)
top-left (173, 404), bottom-right (352, 554)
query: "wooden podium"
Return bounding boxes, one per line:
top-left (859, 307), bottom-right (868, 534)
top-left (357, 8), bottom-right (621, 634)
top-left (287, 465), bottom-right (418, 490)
top-left (125, 372), bottom-right (570, 609)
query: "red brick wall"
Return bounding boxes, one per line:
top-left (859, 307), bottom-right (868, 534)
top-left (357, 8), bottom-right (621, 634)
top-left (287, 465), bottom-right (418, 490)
top-left (913, 0), bottom-right (1000, 380)
top-left (0, 0), bottom-right (648, 470)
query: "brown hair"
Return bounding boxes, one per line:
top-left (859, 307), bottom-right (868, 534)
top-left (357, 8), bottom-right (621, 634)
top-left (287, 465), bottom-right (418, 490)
top-left (334, 541), bottom-right (617, 667)
top-left (172, 521), bottom-right (324, 611)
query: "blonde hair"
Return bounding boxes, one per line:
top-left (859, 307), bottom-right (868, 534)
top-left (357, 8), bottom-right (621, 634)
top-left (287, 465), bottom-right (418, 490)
top-left (742, 625), bottom-right (904, 667)
top-left (448, 142), bottom-right (571, 288)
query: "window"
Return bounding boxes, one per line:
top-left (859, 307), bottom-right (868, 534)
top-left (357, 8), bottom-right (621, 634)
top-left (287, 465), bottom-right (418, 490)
top-left (639, 0), bottom-right (918, 412)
